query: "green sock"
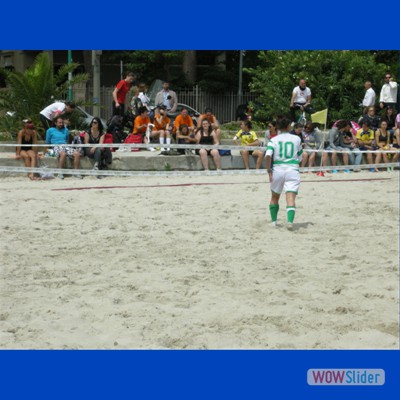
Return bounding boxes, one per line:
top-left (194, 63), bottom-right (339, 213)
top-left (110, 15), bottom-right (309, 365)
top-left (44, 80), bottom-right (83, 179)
top-left (287, 206), bottom-right (296, 223)
top-left (269, 204), bottom-right (279, 222)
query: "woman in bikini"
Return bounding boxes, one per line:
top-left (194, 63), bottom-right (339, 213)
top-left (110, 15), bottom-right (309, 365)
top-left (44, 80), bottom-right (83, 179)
top-left (15, 119), bottom-right (39, 180)
top-left (195, 119), bottom-right (221, 171)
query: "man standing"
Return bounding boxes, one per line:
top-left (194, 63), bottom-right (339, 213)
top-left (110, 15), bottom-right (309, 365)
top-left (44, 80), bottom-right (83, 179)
top-left (362, 81), bottom-right (376, 113)
top-left (112, 72), bottom-right (135, 116)
top-left (39, 101), bottom-right (75, 133)
top-left (155, 81), bottom-right (178, 113)
top-left (265, 117), bottom-right (303, 230)
top-left (379, 73), bottom-right (398, 111)
top-left (290, 79), bottom-right (313, 122)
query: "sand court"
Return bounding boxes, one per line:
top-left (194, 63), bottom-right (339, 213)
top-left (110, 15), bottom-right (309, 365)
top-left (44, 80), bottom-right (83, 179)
top-left (0, 171), bottom-right (398, 349)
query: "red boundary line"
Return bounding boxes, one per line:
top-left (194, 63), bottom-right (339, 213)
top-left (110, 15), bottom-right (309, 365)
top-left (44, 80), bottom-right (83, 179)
top-left (52, 177), bottom-right (391, 191)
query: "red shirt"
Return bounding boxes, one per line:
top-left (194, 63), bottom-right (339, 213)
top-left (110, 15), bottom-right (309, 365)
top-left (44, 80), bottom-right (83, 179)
top-left (116, 79), bottom-right (131, 104)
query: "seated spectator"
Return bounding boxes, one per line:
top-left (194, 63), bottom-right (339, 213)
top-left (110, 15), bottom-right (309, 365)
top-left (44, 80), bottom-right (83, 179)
top-left (301, 122), bottom-right (323, 172)
top-left (374, 121), bottom-right (391, 170)
top-left (84, 117), bottom-right (112, 174)
top-left (233, 120), bottom-right (264, 170)
top-left (197, 108), bottom-right (221, 142)
top-left (133, 106), bottom-right (151, 144)
top-left (362, 106), bottom-right (381, 131)
top-left (338, 129), bottom-right (362, 172)
top-left (355, 121), bottom-right (378, 172)
top-left (389, 126), bottom-right (399, 167)
top-left (396, 112), bottom-right (400, 129)
top-left (382, 106), bottom-right (396, 129)
top-left (322, 120), bottom-right (351, 173)
top-left (264, 121), bottom-right (279, 144)
top-left (15, 119), bottom-right (39, 180)
top-left (173, 108), bottom-right (195, 139)
top-left (195, 119), bottom-right (221, 171)
top-left (382, 106), bottom-right (396, 141)
top-left (152, 105), bottom-right (171, 151)
top-left (290, 123), bottom-right (304, 142)
top-left (45, 116), bottom-right (83, 179)
top-left (176, 124), bottom-right (196, 155)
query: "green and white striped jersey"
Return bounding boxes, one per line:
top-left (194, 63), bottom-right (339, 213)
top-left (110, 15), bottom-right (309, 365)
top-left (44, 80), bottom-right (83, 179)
top-left (265, 133), bottom-right (303, 169)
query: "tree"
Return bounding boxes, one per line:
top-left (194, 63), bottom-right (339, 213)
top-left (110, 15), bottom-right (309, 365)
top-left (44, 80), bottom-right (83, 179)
top-left (0, 52), bottom-right (88, 137)
top-left (245, 51), bottom-right (389, 125)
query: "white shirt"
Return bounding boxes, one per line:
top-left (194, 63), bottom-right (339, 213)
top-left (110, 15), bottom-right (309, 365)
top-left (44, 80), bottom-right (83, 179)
top-left (379, 81), bottom-right (398, 103)
top-left (40, 102), bottom-right (66, 119)
top-left (138, 92), bottom-right (151, 110)
top-left (362, 87), bottom-right (376, 107)
top-left (292, 86), bottom-right (311, 104)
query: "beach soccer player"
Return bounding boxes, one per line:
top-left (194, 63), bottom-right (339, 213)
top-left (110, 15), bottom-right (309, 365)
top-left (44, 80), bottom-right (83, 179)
top-left (265, 117), bottom-right (303, 230)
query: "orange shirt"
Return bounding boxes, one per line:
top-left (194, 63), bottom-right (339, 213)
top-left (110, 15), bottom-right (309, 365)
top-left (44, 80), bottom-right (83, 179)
top-left (153, 114), bottom-right (171, 130)
top-left (174, 114), bottom-right (194, 130)
top-left (133, 115), bottom-right (150, 134)
top-left (200, 113), bottom-right (216, 124)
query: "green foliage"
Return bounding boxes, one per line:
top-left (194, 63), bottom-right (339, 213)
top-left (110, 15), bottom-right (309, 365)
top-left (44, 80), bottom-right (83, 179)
top-left (246, 51), bottom-right (389, 125)
top-left (0, 52), bottom-right (88, 138)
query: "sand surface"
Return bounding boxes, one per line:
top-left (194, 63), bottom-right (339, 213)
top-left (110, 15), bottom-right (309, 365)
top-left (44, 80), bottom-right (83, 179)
top-left (0, 171), bottom-right (398, 349)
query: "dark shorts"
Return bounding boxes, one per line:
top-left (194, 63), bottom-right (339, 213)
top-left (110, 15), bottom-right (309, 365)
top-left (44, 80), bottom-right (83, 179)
top-left (195, 149), bottom-right (212, 155)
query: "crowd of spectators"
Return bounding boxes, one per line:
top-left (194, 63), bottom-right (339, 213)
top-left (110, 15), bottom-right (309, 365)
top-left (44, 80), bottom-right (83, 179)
top-left (15, 74), bottom-right (400, 178)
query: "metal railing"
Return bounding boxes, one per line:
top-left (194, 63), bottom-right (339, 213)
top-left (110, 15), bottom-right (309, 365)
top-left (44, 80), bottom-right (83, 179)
top-left (74, 85), bottom-right (258, 123)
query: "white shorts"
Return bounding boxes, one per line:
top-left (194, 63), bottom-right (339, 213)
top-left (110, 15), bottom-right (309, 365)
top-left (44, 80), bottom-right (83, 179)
top-left (270, 168), bottom-right (300, 194)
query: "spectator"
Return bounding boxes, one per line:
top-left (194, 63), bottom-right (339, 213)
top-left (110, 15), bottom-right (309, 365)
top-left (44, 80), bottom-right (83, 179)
top-left (195, 119), bottom-right (221, 171)
top-left (129, 86), bottom-right (143, 118)
top-left (382, 106), bottom-right (396, 140)
top-left (355, 121), bottom-right (378, 172)
top-left (155, 81), bottom-right (178, 113)
top-left (45, 116), bottom-right (83, 179)
top-left (362, 106), bottom-right (381, 131)
top-left (197, 108), bottom-right (221, 142)
top-left (133, 106), bottom-right (151, 147)
top-left (374, 121), bottom-right (391, 170)
top-left (264, 121), bottom-right (279, 144)
top-left (39, 101), bottom-right (75, 133)
top-left (379, 73), bottom-right (398, 111)
top-left (392, 126), bottom-right (400, 152)
top-left (138, 83), bottom-right (151, 112)
top-left (84, 117), bottom-right (112, 174)
top-left (301, 122), bottom-right (323, 172)
top-left (362, 81), bottom-right (376, 113)
top-left (176, 124), bottom-right (197, 155)
top-left (112, 72), bottom-right (135, 116)
top-left (265, 116), bottom-right (303, 230)
top-left (15, 119), bottom-right (39, 180)
top-left (173, 108), bottom-right (195, 139)
top-left (152, 105), bottom-right (172, 152)
top-left (233, 120), bottom-right (264, 170)
top-left (396, 112), bottom-right (400, 129)
top-left (290, 79), bottom-right (313, 123)
top-left (290, 123), bottom-right (304, 143)
top-left (322, 120), bottom-right (351, 173)
top-left (338, 128), bottom-right (362, 172)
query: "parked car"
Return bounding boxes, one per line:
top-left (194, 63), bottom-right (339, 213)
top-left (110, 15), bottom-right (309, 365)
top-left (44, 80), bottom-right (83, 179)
top-left (73, 105), bottom-right (108, 130)
top-left (166, 103), bottom-right (201, 127)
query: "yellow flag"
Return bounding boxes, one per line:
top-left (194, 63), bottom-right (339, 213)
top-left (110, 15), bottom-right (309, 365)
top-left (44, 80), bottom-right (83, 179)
top-left (311, 109), bottom-right (328, 125)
